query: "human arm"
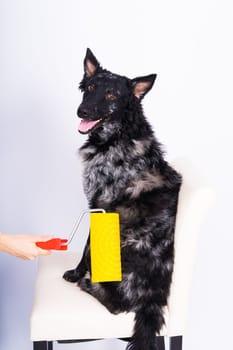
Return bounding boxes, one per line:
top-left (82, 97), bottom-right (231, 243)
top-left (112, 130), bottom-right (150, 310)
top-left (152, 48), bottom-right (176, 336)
top-left (0, 233), bottom-right (52, 260)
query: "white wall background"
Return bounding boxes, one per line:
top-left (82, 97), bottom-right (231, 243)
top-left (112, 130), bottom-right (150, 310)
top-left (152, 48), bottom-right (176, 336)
top-left (0, 1), bottom-right (232, 350)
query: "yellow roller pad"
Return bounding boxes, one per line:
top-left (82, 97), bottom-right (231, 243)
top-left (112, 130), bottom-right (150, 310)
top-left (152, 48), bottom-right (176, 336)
top-left (90, 213), bottom-right (122, 283)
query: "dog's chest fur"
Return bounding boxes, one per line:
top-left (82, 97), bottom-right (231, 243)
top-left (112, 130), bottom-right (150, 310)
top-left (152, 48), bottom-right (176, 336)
top-left (79, 138), bottom-right (161, 207)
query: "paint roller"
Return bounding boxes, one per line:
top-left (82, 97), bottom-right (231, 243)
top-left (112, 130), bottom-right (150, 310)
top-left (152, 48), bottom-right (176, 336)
top-left (36, 209), bottom-right (122, 283)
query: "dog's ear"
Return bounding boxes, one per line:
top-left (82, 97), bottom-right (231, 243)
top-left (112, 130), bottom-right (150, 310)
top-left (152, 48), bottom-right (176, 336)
top-left (84, 48), bottom-right (100, 77)
top-left (131, 74), bottom-right (157, 99)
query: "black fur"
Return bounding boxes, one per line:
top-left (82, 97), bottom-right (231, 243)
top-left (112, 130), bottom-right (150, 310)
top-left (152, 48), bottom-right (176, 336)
top-left (63, 48), bottom-right (182, 350)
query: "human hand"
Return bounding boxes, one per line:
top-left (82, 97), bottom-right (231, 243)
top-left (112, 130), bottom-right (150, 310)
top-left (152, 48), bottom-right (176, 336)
top-left (0, 234), bottom-right (53, 260)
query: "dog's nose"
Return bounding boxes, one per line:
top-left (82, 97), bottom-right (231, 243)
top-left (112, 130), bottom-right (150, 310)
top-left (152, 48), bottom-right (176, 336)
top-left (77, 107), bottom-right (89, 119)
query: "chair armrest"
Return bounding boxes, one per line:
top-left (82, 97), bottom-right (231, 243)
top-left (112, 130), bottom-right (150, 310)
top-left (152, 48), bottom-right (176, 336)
top-left (167, 158), bottom-right (215, 335)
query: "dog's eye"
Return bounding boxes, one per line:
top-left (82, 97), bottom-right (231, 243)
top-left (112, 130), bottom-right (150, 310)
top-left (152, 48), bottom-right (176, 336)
top-left (106, 93), bottom-right (117, 101)
top-left (87, 84), bottom-right (94, 92)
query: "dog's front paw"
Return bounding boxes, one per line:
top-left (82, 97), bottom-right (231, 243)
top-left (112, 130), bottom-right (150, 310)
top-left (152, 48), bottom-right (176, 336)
top-left (63, 269), bottom-right (81, 283)
top-left (107, 306), bottom-right (122, 315)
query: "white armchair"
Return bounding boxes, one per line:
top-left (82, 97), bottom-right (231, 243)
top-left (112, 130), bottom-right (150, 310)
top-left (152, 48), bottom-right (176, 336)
top-left (30, 159), bottom-right (214, 350)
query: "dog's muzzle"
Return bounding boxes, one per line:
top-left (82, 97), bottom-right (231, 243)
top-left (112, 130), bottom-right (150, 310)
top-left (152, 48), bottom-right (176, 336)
top-left (77, 106), bottom-right (103, 134)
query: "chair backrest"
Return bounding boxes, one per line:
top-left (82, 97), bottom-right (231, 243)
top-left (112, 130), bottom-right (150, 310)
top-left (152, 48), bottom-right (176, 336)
top-left (166, 158), bottom-right (215, 336)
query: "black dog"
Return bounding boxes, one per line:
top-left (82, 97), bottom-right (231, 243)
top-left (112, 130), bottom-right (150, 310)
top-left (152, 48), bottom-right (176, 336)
top-left (63, 48), bottom-right (182, 350)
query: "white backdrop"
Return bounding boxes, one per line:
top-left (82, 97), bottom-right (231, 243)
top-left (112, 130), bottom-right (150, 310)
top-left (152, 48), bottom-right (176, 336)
top-left (0, 1), bottom-right (232, 350)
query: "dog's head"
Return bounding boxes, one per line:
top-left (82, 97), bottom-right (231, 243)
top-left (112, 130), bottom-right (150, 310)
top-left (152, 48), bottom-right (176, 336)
top-left (78, 48), bottom-right (157, 135)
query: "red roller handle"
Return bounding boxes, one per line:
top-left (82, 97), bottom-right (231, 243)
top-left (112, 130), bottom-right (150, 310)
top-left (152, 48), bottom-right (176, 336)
top-left (36, 238), bottom-right (68, 250)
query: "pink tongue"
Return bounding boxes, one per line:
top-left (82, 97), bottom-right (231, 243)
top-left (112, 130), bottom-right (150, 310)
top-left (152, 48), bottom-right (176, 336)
top-left (78, 119), bottom-right (100, 133)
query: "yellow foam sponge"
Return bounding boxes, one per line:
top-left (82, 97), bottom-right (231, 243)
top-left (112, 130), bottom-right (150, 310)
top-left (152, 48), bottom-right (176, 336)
top-left (90, 213), bottom-right (122, 283)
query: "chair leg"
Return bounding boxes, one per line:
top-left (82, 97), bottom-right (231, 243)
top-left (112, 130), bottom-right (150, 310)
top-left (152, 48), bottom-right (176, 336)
top-left (156, 336), bottom-right (165, 350)
top-left (33, 341), bottom-right (53, 350)
top-left (48, 342), bottom-right (53, 350)
top-left (169, 336), bottom-right (182, 350)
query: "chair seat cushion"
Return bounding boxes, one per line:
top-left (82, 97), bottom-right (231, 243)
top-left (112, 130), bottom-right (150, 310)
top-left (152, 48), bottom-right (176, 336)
top-left (30, 252), bottom-right (168, 341)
